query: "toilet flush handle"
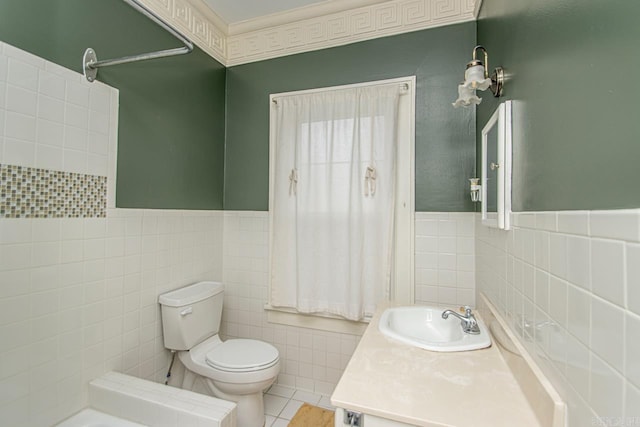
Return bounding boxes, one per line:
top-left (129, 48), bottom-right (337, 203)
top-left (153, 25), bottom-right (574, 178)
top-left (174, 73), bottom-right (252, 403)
top-left (180, 307), bottom-right (193, 316)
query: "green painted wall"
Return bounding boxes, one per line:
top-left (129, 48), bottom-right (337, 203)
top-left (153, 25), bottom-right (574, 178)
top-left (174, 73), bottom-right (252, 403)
top-left (0, 0), bottom-right (226, 209)
top-left (477, 0), bottom-right (640, 211)
top-left (225, 22), bottom-right (477, 212)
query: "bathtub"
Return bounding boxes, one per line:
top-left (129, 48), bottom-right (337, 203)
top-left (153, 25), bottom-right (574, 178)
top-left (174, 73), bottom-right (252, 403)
top-left (56, 409), bottom-right (146, 427)
top-left (54, 372), bottom-right (235, 427)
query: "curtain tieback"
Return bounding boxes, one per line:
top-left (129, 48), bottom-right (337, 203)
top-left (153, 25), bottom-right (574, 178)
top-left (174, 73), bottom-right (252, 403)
top-left (364, 166), bottom-right (377, 197)
top-left (289, 168), bottom-right (298, 196)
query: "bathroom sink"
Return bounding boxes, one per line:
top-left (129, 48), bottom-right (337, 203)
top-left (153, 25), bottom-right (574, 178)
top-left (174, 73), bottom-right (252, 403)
top-left (378, 306), bottom-right (491, 352)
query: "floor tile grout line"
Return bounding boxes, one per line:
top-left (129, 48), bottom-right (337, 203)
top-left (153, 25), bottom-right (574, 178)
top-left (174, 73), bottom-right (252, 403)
top-left (264, 385), bottom-right (336, 425)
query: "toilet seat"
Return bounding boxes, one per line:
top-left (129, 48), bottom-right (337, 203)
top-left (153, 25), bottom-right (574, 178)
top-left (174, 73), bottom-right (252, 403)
top-left (205, 339), bottom-right (279, 372)
top-left (178, 335), bottom-right (280, 386)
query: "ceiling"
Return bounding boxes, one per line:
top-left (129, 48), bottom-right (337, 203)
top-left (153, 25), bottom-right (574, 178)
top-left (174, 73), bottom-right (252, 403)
top-left (202, 0), bottom-right (390, 26)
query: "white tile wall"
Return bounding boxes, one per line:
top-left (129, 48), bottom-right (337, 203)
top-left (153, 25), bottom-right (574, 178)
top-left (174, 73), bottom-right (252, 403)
top-left (415, 212), bottom-right (476, 307)
top-left (0, 41), bottom-right (116, 186)
top-left (477, 209), bottom-right (640, 427)
top-left (0, 210), bottom-right (224, 426)
top-left (0, 42), bottom-right (225, 427)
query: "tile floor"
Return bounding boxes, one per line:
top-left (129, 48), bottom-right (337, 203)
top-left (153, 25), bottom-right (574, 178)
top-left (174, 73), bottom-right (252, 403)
top-left (264, 384), bottom-right (335, 427)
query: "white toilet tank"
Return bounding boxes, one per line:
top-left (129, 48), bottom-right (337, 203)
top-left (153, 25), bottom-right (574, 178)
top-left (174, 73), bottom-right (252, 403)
top-left (159, 281), bottom-right (224, 351)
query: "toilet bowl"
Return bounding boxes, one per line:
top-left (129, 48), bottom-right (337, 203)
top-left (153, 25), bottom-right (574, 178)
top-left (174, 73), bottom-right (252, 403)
top-left (159, 282), bottom-right (280, 427)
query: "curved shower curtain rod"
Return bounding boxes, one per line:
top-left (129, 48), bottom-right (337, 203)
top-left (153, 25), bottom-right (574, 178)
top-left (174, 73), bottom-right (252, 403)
top-left (83, 0), bottom-right (194, 82)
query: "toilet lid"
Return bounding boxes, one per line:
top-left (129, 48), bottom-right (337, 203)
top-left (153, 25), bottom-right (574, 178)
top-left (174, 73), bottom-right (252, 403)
top-left (205, 339), bottom-right (279, 372)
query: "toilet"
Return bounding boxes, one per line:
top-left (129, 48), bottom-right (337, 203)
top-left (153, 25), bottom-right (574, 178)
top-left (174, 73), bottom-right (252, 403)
top-left (159, 281), bottom-right (280, 427)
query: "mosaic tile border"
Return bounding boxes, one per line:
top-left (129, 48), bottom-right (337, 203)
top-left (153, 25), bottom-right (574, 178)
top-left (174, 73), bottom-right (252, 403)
top-left (0, 164), bottom-right (107, 218)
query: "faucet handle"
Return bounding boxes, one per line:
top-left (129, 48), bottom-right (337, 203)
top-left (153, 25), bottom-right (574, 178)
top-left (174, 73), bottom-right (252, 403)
top-left (461, 306), bottom-right (473, 316)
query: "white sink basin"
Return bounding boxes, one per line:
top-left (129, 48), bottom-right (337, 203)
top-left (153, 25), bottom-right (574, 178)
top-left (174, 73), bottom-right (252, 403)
top-left (378, 306), bottom-right (491, 352)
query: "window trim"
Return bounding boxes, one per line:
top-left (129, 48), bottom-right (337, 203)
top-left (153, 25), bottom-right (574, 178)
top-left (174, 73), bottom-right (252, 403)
top-left (267, 76), bottom-right (416, 333)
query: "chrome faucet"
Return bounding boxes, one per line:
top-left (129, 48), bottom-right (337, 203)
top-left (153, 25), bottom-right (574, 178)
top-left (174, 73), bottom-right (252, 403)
top-left (442, 306), bottom-right (481, 335)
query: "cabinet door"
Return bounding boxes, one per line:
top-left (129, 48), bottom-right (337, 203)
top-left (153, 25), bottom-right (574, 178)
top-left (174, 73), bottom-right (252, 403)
top-left (481, 100), bottom-right (512, 230)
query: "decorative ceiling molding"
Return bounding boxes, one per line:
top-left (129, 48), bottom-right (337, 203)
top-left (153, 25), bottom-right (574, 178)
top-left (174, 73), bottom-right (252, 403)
top-left (136, 0), bottom-right (480, 67)
top-left (473, 0), bottom-right (483, 18)
top-left (226, 0), bottom-right (391, 35)
top-left (137, 0), bottom-right (227, 64)
top-left (227, 0), bottom-right (477, 66)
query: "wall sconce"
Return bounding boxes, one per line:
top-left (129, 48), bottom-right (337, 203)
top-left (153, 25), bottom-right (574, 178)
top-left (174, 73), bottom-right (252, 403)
top-left (453, 45), bottom-right (504, 108)
top-left (469, 178), bottom-right (481, 202)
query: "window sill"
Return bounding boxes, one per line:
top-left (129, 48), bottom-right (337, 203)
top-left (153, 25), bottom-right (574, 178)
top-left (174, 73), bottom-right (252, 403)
top-left (264, 305), bottom-right (369, 335)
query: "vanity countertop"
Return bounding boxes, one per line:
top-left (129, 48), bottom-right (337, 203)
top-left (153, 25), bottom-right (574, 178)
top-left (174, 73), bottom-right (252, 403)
top-left (330, 303), bottom-right (541, 427)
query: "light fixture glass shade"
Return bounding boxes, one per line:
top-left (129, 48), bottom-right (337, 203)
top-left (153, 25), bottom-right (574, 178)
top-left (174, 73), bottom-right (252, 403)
top-left (463, 65), bottom-right (491, 90)
top-left (469, 178), bottom-right (481, 202)
top-left (452, 84), bottom-right (482, 108)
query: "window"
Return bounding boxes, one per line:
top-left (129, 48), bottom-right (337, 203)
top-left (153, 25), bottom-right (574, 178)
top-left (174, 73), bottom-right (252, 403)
top-left (267, 77), bottom-right (415, 330)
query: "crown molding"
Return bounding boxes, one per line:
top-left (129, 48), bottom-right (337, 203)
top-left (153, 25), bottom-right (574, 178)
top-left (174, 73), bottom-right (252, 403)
top-left (137, 0), bottom-right (227, 64)
top-left (227, 0), bottom-right (390, 35)
top-left (226, 0), bottom-right (477, 66)
top-left (136, 0), bottom-right (479, 67)
top-left (474, 0), bottom-right (483, 17)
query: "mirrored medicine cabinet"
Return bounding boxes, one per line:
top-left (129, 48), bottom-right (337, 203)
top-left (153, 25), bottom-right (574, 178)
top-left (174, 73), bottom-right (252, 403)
top-left (481, 100), bottom-right (512, 230)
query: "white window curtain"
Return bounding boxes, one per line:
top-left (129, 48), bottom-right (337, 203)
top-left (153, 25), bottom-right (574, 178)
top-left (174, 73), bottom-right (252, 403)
top-left (270, 84), bottom-right (402, 321)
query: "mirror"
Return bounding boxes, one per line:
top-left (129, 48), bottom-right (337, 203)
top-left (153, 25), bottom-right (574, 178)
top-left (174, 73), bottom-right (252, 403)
top-left (481, 100), bottom-right (512, 230)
